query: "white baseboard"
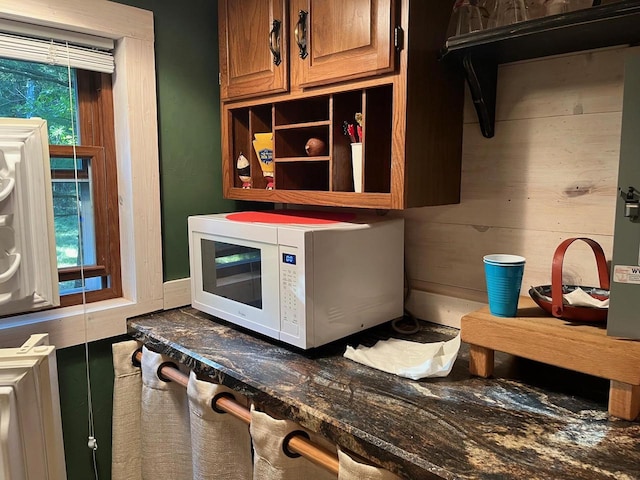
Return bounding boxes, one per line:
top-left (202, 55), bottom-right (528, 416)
top-left (163, 278), bottom-right (191, 310)
top-left (405, 290), bottom-right (485, 330)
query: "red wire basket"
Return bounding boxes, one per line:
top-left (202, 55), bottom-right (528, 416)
top-left (528, 238), bottom-right (610, 323)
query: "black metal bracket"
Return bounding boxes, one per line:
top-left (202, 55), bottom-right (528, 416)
top-left (462, 55), bottom-right (497, 138)
top-left (440, 0), bottom-right (640, 140)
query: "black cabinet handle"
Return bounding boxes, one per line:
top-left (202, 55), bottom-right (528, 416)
top-left (295, 10), bottom-right (308, 59)
top-left (269, 19), bottom-right (282, 66)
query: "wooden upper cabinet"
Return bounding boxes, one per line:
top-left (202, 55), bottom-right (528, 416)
top-left (219, 0), bottom-right (288, 100)
top-left (218, 0), bottom-right (464, 210)
top-left (291, 0), bottom-right (396, 88)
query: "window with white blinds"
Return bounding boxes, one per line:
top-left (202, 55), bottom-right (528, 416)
top-left (0, 18), bottom-right (114, 73)
top-left (0, 0), bottom-right (161, 348)
top-left (0, 16), bottom-right (121, 314)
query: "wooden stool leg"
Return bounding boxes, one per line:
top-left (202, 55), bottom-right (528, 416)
top-left (608, 381), bottom-right (640, 421)
top-left (468, 345), bottom-right (494, 378)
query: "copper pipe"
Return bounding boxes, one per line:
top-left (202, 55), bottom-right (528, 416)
top-left (286, 434), bottom-right (340, 474)
top-left (134, 350), bottom-right (340, 475)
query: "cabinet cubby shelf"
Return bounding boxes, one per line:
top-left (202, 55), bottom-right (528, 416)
top-left (226, 188), bottom-right (392, 209)
top-left (440, 0), bottom-right (640, 138)
top-left (275, 157), bottom-right (330, 162)
top-left (274, 121), bottom-right (330, 130)
top-left (229, 86), bottom-right (396, 196)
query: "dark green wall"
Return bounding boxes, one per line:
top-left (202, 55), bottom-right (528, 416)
top-left (58, 2), bottom-right (238, 478)
top-left (120, 0), bottom-right (237, 281)
top-left (57, 336), bottom-right (127, 479)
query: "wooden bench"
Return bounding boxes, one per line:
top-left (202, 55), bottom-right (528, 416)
top-left (461, 298), bottom-right (640, 421)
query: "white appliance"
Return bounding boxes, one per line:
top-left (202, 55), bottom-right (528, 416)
top-left (0, 118), bottom-right (58, 317)
top-left (0, 334), bottom-right (67, 479)
top-left (188, 211), bottom-right (404, 349)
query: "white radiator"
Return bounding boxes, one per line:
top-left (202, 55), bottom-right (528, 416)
top-left (0, 334), bottom-right (66, 479)
top-left (0, 117), bottom-right (58, 316)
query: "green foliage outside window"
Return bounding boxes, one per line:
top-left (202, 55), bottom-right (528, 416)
top-left (0, 57), bottom-right (86, 279)
top-left (0, 58), bottom-right (77, 144)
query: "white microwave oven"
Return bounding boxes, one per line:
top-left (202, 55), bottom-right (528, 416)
top-left (188, 211), bottom-right (404, 349)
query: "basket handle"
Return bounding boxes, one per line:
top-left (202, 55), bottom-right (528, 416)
top-left (551, 238), bottom-right (610, 318)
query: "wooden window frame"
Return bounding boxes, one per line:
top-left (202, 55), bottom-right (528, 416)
top-left (48, 70), bottom-right (121, 307)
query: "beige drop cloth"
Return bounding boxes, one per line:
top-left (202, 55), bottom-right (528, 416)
top-left (250, 405), bottom-right (336, 480)
top-left (111, 340), bottom-right (143, 480)
top-left (338, 448), bottom-right (401, 480)
top-left (141, 346), bottom-right (193, 479)
top-left (187, 371), bottom-right (253, 480)
top-left (112, 341), bottom-right (402, 480)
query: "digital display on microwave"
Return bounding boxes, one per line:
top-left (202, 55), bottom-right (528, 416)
top-left (282, 253), bottom-right (296, 265)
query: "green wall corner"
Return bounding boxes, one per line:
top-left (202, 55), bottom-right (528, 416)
top-left (116, 0), bottom-right (238, 281)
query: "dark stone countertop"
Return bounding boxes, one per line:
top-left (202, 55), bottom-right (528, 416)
top-left (127, 307), bottom-right (640, 480)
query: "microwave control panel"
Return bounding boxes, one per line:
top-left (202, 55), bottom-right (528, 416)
top-left (279, 245), bottom-right (302, 338)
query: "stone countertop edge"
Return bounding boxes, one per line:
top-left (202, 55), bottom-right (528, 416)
top-left (127, 307), bottom-right (640, 480)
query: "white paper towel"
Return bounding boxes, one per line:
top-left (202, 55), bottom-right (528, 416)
top-left (343, 334), bottom-right (461, 380)
top-left (563, 287), bottom-right (609, 308)
top-left (533, 286), bottom-right (610, 308)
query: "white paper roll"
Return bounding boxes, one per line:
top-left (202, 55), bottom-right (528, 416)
top-left (351, 142), bottom-right (363, 193)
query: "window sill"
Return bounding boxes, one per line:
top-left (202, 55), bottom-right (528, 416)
top-left (0, 296), bottom-right (164, 349)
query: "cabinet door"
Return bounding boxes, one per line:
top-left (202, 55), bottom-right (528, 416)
top-left (292, 0), bottom-right (395, 88)
top-left (219, 0), bottom-right (288, 100)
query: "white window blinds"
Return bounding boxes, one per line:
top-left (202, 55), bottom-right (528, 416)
top-left (0, 19), bottom-right (114, 73)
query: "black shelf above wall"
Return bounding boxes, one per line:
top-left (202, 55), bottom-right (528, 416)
top-left (440, 0), bottom-right (640, 138)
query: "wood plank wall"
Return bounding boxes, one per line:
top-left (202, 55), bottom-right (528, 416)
top-left (402, 45), bottom-right (639, 328)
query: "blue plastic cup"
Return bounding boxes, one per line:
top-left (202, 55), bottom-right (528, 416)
top-left (483, 254), bottom-right (526, 317)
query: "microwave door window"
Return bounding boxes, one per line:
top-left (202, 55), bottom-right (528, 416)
top-left (201, 239), bottom-right (263, 309)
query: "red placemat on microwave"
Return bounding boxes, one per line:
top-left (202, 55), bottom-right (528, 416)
top-left (226, 210), bottom-right (356, 224)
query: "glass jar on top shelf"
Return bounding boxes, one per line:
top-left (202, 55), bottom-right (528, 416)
top-left (489, 0), bottom-right (529, 27)
top-left (447, 0), bottom-right (485, 37)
